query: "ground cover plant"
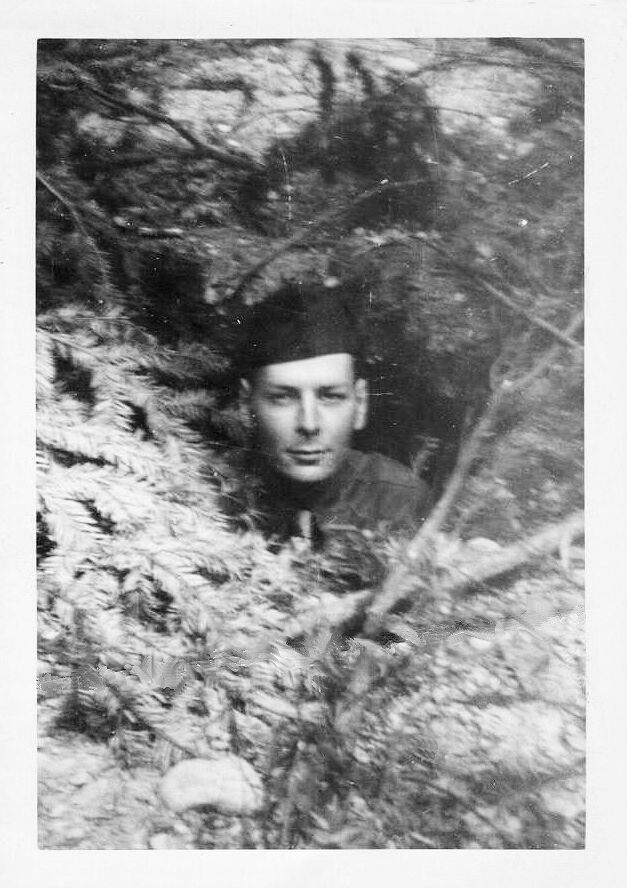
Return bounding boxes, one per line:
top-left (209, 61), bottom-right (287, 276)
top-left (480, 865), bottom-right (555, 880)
top-left (37, 38), bottom-right (584, 849)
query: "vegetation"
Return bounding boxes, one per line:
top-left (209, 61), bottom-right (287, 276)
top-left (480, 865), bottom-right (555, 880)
top-left (37, 38), bottom-right (584, 849)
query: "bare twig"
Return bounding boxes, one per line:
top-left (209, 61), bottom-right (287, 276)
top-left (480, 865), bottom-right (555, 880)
top-left (410, 309), bottom-right (584, 553)
top-left (440, 510), bottom-right (584, 596)
top-left (76, 150), bottom-right (183, 170)
top-left (484, 280), bottom-right (582, 350)
top-left (489, 38), bottom-right (584, 71)
top-left (71, 79), bottom-right (262, 173)
top-left (364, 309), bottom-right (584, 630)
top-left (36, 172), bottom-right (110, 286)
top-left (230, 104), bottom-right (316, 134)
top-left (37, 172), bottom-right (90, 239)
top-left (407, 233), bottom-right (583, 351)
top-left (170, 75), bottom-right (255, 101)
top-left (279, 741), bottom-right (304, 848)
top-left (316, 509), bottom-right (583, 641)
top-left (417, 57), bottom-right (547, 79)
top-left (113, 217), bottom-right (184, 239)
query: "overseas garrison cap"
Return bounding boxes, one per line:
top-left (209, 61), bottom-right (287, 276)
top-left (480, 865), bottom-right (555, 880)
top-left (241, 281), bottom-right (362, 376)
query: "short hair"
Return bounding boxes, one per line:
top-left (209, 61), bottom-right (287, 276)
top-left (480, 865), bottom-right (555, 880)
top-left (239, 281), bottom-right (365, 379)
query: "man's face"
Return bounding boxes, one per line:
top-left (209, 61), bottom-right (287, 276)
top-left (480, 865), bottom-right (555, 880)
top-left (242, 353), bottom-right (368, 484)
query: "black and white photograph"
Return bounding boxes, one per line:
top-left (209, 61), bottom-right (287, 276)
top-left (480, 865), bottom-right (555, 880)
top-left (31, 36), bottom-right (588, 853)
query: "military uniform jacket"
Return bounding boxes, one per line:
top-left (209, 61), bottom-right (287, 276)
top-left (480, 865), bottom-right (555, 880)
top-left (222, 448), bottom-right (432, 543)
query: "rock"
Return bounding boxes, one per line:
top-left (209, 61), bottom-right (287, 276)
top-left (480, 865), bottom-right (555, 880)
top-left (251, 691), bottom-right (297, 720)
top-left (431, 687), bottom-right (447, 704)
top-left (466, 537), bottom-right (503, 554)
top-left (149, 832), bottom-right (183, 850)
top-left (65, 825), bottom-right (86, 841)
top-left (300, 702), bottom-right (325, 726)
top-left (160, 755), bottom-right (264, 815)
top-left (353, 745), bottom-right (370, 764)
top-left (38, 751), bottom-right (67, 777)
top-left (467, 636), bottom-right (494, 653)
top-left (129, 780), bottom-right (156, 802)
top-left (129, 832), bottom-right (148, 850)
top-left (381, 56), bottom-right (419, 75)
top-left (73, 776), bottom-right (116, 811)
top-left (47, 803), bottom-right (67, 819)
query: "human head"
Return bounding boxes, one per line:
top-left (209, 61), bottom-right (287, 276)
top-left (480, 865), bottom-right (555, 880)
top-left (239, 282), bottom-right (368, 484)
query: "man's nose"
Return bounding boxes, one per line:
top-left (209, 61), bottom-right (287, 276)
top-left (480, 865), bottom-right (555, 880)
top-left (296, 393), bottom-right (320, 435)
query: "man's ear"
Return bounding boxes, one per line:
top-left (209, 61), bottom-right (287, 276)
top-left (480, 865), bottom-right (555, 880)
top-left (353, 378), bottom-right (368, 431)
top-left (239, 378), bottom-right (254, 427)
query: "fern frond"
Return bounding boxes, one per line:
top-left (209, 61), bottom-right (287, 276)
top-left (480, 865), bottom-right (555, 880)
top-left (38, 395), bottom-right (90, 431)
top-left (51, 572), bottom-right (120, 627)
top-left (36, 446), bottom-right (51, 483)
top-left (39, 547), bottom-right (94, 591)
top-left (144, 342), bottom-right (229, 381)
top-left (37, 417), bottom-right (166, 481)
top-left (150, 552), bottom-right (216, 599)
top-left (49, 330), bottom-right (100, 371)
top-left (54, 463), bottom-right (158, 532)
top-left (36, 330), bottom-right (56, 401)
top-left (82, 604), bottom-right (133, 652)
top-left (160, 389), bottom-right (217, 418)
top-left (40, 485), bottom-right (106, 552)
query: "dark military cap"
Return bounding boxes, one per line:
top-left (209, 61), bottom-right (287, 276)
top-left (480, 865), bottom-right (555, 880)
top-left (240, 280), bottom-right (362, 376)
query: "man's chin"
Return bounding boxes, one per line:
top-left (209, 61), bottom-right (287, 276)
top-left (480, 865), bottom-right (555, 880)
top-left (279, 463), bottom-right (335, 484)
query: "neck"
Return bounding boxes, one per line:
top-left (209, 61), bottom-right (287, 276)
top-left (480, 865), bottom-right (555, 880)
top-left (255, 453), bottom-right (350, 511)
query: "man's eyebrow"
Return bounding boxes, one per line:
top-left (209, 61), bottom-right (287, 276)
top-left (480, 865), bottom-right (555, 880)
top-left (264, 384), bottom-right (299, 393)
top-left (262, 383), bottom-right (349, 393)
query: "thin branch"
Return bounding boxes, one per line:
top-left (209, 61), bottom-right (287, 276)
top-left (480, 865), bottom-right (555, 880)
top-left (113, 218), bottom-right (184, 239)
top-left (229, 178), bottom-right (432, 300)
top-left (78, 150), bottom-right (178, 171)
top-left (169, 75), bottom-right (255, 101)
top-left (230, 104), bottom-right (316, 134)
top-left (359, 509), bottom-right (583, 638)
top-left (363, 309), bottom-right (584, 630)
top-left (407, 233), bottom-right (583, 351)
top-left (436, 105), bottom-right (497, 121)
top-left (36, 172), bottom-right (110, 286)
top-left (409, 309), bottom-right (584, 556)
top-left (417, 58), bottom-right (547, 78)
top-left (37, 171), bottom-right (89, 238)
top-left (71, 79), bottom-right (262, 174)
top-left (489, 38), bottom-right (584, 71)
top-left (440, 510), bottom-right (584, 596)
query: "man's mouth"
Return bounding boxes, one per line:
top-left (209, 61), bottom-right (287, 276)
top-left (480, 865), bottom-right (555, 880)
top-left (287, 449), bottom-right (327, 463)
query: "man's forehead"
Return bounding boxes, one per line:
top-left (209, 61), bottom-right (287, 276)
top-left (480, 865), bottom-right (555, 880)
top-left (254, 353), bottom-right (355, 387)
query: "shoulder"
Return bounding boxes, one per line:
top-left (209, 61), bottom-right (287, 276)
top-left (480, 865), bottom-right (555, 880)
top-left (342, 450), bottom-right (432, 528)
top-left (347, 450), bottom-right (424, 492)
top-left (353, 451), bottom-right (414, 483)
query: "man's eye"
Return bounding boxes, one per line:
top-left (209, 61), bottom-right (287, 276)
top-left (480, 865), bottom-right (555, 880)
top-left (320, 392), bottom-right (347, 403)
top-left (268, 393), bottom-right (292, 405)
